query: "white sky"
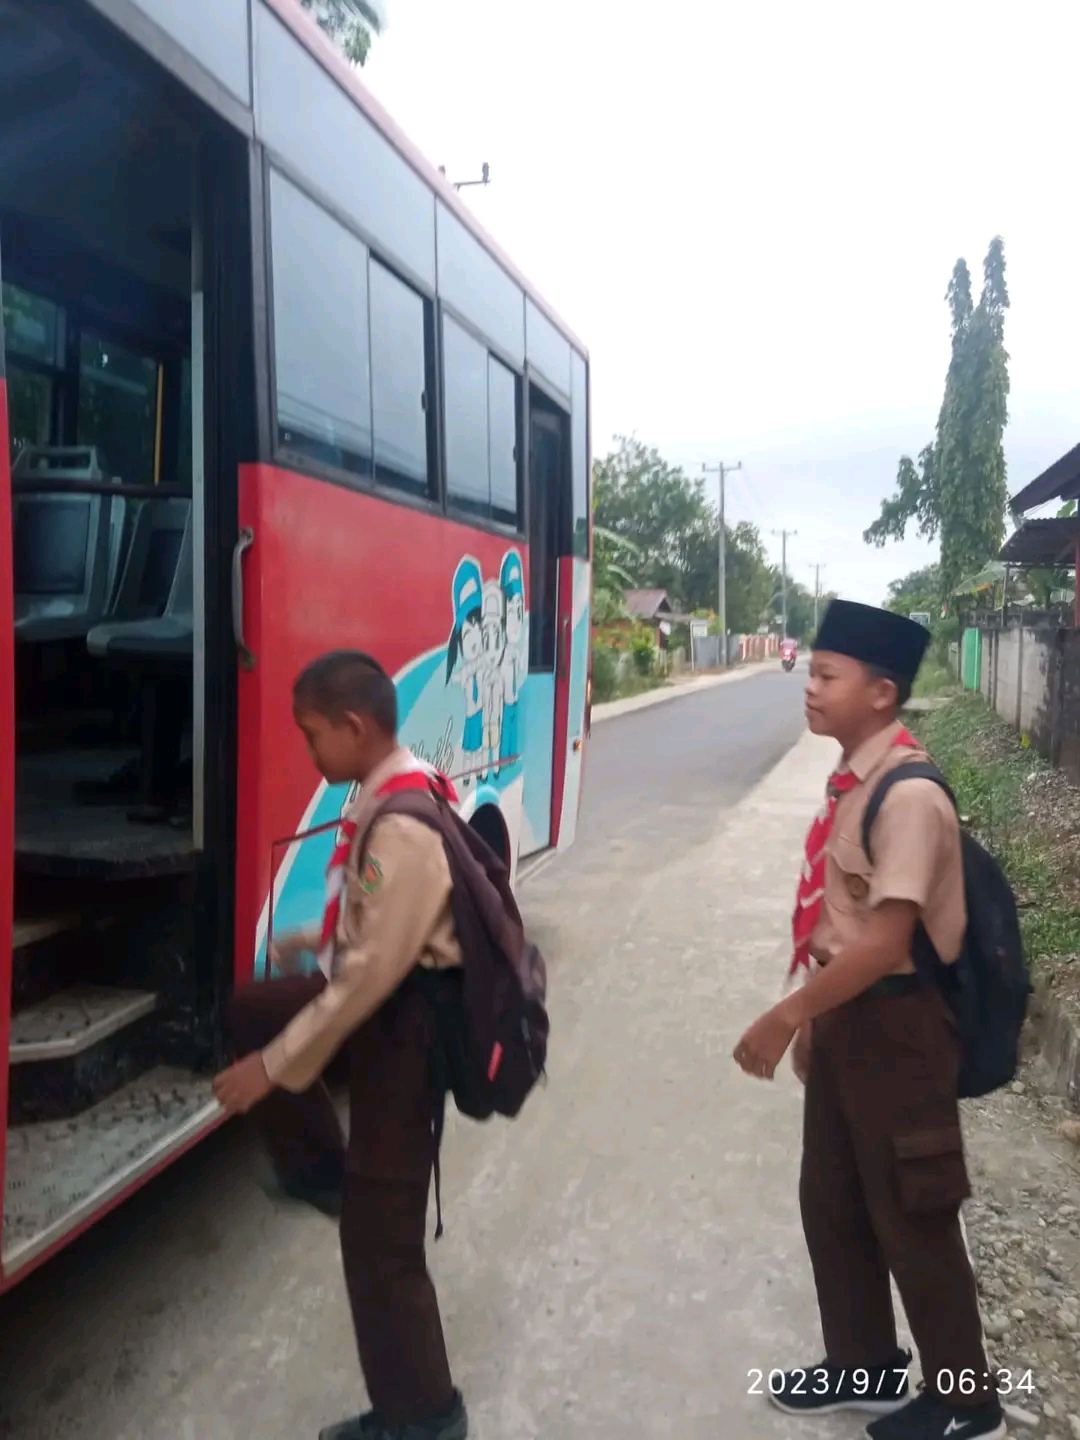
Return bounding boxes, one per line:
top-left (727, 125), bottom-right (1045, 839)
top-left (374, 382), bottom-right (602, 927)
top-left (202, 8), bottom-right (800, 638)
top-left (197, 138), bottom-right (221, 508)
top-left (363, 0), bottom-right (1080, 604)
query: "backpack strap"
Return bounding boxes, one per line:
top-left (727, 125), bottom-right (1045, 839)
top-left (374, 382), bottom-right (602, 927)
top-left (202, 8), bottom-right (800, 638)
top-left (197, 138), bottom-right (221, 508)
top-left (859, 759), bottom-right (958, 983)
top-left (860, 760), bottom-right (956, 864)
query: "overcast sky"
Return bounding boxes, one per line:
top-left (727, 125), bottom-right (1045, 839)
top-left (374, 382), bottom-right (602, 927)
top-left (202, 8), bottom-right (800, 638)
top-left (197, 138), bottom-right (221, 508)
top-left (362, 0), bottom-right (1080, 604)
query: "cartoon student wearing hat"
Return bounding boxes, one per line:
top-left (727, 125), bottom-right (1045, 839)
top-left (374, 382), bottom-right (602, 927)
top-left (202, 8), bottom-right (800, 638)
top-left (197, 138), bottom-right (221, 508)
top-left (499, 549), bottom-right (526, 772)
top-left (446, 557), bottom-right (485, 785)
top-left (480, 578), bottom-right (505, 780)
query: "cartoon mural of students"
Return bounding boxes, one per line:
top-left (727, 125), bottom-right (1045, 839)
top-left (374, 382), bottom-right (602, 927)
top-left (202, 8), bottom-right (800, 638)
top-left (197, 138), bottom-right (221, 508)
top-left (480, 579), bottom-right (505, 780)
top-left (446, 557), bottom-right (484, 785)
top-left (499, 549), bottom-right (526, 770)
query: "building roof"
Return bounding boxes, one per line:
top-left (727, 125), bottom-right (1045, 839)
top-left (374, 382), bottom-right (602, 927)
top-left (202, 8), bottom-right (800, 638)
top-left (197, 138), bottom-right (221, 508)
top-left (999, 516), bottom-right (1080, 567)
top-left (1010, 442), bottom-right (1080, 514)
top-left (624, 589), bottom-right (674, 620)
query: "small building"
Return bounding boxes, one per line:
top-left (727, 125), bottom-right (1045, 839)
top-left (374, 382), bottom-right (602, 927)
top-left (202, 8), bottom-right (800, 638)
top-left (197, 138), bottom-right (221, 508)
top-left (1007, 443), bottom-right (1080, 629)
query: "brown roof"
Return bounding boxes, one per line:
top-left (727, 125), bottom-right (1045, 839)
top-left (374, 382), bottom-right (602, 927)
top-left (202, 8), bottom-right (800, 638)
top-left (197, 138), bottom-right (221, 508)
top-left (999, 516), bottom-right (1080, 566)
top-left (1010, 442), bottom-right (1080, 514)
top-left (624, 589), bottom-right (673, 620)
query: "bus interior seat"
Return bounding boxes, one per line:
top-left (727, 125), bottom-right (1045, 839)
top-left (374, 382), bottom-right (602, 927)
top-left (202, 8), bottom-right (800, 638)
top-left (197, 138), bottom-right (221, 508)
top-left (86, 504), bottom-right (194, 664)
top-left (105, 497), bottom-right (191, 624)
top-left (12, 447), bottom-right (124, 644)
top-left (86, 509), bottom-right (194, 819)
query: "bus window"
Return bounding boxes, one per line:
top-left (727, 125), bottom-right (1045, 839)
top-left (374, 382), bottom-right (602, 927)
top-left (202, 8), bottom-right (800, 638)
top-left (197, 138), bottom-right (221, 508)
top-left (2, 283), bottom-right (63, 463)
top-left (369, 259), bottom-right (433, 499)
top-left (571, 350), bottom-right (589, 557)
top-left (444, 313), bottom-right (522, 528)
top-left (77, 334), bottom-right (159, 485)
top-left (488, 355), bottom-right (519, 526)
top-left (270, 169), bottom-right (372, 479)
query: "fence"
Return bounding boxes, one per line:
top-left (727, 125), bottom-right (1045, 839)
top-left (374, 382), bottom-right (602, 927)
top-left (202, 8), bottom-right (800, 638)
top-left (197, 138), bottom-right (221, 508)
top-left (968, 625), bottom-right (1080, 785)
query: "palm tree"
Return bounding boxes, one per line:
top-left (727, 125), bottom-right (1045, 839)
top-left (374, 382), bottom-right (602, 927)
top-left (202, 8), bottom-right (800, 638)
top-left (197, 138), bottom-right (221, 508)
top-left (299, 0), bottom-right (385, 65)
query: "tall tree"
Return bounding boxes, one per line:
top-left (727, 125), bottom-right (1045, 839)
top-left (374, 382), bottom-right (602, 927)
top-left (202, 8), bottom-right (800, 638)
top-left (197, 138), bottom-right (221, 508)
top-left (593, 437), bottom-right (776, 622)
top-left (864, 238), bottom-right (1010, 596)
top-left (593, 437), bottom-right (714, 611)
top-left (299, 0), bottom-right (383, 65)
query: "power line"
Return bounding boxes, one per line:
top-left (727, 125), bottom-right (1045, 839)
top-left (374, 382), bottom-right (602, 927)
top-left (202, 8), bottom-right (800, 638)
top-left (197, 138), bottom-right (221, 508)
top-left (703, 460), bottom-right (743, 666)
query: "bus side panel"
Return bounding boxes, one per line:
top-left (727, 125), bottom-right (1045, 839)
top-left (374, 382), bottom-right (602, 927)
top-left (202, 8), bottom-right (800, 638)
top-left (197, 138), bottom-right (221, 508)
top-left (556, 556), bottom-right (591, 851)
top-left (234, 463), bottom-right (533, 986)
top-left (0, 375), bottom-right (14, 1259)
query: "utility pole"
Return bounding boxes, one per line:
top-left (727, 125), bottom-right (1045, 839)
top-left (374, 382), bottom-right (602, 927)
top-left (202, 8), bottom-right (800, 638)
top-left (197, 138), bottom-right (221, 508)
top-left (772, 529), bottom-right (797, 639)
top-left (809, 563), bottom-right (827, 632)
top-left (703, 460), bottom-right (742, 666)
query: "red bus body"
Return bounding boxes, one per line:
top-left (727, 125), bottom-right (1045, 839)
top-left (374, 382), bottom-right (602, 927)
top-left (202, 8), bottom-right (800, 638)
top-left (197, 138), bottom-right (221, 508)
top-left (0, 0), bottom-right (590, 1290)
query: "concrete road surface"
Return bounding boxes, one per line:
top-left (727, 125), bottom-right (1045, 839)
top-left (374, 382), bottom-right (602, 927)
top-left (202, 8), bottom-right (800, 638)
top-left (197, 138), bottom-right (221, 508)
top-left (0, 668), bottom-right (899, 1440)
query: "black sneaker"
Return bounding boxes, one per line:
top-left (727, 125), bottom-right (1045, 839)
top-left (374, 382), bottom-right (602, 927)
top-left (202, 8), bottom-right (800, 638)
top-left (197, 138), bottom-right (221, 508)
top-left (319, 1391), bottom-right (468, 1440)
top-left (768, 1349), bottom-right (912, 1416)
top-left (866, 1391), bottom-right (1005, 1440)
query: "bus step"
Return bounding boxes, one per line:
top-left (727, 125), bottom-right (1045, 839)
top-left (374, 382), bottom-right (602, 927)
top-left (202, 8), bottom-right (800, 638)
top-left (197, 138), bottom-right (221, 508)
top-left (12, 914), bottom-right (79, 951)
top-left (8, 986), bottom-right (160, 1125)
top-left (2, 1066), bottom-right (218, 1280)
top-left (10, 985), bottom-right (158, 1063)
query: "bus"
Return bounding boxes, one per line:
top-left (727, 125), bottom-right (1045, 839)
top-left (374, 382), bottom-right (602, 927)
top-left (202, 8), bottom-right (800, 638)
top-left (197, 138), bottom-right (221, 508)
top-left (0, 0), bottom-right (592, 1292)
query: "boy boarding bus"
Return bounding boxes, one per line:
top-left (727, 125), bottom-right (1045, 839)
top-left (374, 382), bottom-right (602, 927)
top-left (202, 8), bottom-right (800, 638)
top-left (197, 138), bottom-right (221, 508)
top-left (0, 0), bottom-right (591, 1291)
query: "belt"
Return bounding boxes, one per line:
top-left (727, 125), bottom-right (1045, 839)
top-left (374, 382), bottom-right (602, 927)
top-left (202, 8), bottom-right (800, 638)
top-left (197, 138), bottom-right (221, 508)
top-left (861, 971), bottom-right (928, 1001)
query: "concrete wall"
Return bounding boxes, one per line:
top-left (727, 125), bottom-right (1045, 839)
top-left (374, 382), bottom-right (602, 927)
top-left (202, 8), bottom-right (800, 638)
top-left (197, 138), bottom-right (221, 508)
top-left (979, 626), bottom-right (1080, 786)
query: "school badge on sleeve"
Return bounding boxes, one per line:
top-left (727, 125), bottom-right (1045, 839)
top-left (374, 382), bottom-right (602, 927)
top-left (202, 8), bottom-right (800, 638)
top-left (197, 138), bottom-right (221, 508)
top-left (360, 857), bottom-right (384, 895)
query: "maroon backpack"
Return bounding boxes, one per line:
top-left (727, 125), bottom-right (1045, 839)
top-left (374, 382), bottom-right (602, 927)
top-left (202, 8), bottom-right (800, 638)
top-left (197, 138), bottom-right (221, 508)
top-left (357, 787), bottom-right (549, 1115)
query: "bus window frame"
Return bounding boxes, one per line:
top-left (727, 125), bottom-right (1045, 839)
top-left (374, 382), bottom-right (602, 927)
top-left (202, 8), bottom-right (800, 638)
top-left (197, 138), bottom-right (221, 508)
top-left (2, 275), bottom-right (189, 485)
top-left (262, 154), bottom-right (446, 524)
top-left (438, 300), bottom-right (526, 542)
top-left (261, 152), bottom-right (528, 545)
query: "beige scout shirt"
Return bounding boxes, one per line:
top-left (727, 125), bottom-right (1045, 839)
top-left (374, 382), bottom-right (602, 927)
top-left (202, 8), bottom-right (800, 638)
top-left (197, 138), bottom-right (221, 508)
top-left (262, 748), bottom-right (462, 1093)
top-left (810, 720), bottom-right (966, 975)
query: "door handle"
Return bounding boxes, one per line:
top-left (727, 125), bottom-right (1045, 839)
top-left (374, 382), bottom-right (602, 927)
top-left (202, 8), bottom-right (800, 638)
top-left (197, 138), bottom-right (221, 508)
top-left (559, 614), bottom-right (571, 675)
top-left (232, 526), bottom-right (255, 670)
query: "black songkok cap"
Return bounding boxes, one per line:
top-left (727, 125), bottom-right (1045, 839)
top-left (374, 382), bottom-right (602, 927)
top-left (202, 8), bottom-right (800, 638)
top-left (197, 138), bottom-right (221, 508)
top-left (813, 599), bottom-right (929, 683)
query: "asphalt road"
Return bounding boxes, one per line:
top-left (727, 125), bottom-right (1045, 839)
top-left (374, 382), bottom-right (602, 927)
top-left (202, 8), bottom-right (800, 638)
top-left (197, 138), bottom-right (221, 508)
top-left (0, 667), bottom-right (818, 1440)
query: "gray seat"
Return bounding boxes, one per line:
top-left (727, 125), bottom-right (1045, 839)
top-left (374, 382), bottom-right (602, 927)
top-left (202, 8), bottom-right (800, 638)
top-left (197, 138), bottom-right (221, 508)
top-left (86, 506), bottom-right (194, 663)
top-left (105, 496), bottom-right (191, 622)
top-left (12, 446), bottom-right (126, 644)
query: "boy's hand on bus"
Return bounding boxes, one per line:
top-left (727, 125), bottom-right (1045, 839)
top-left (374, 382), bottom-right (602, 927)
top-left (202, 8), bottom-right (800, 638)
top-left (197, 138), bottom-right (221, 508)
top-left (213, 1054), bottom-right (272, 1116)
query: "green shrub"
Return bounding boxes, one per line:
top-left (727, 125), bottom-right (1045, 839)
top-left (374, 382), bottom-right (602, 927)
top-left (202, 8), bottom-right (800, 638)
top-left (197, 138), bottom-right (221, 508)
top-left (591, 643), bottom-right (618, 703)
top-left (630, 632), bottom-right (656, 676)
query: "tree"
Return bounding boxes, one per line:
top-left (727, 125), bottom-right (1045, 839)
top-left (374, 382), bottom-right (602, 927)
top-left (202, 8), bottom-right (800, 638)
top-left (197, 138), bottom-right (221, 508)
top-left (592, 437), bottom-right (776, 623)
top-left (593, 437), bottom-right (715, 612)
top-left (299, 0), bottom-right (382, 65)
top-left (726, 522), bottom-right (774, 635)
top-left (865, 238), bottom-right (1010, 597)
top-left (592, 523), bottom-right (641, 624)
top-left (884, 564), bottom-right (942, 617)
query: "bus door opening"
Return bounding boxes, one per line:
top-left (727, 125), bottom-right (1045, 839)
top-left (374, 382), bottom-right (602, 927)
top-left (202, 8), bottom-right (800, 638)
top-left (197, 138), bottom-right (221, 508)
top-left (522, 385), bottom-right (572, 856)
top-left (0, 0), bottom-right (251, 1283)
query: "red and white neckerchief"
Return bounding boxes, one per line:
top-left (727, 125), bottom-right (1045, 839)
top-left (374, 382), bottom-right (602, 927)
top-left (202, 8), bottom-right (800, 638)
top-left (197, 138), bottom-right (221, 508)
top-left (789, 726), bottom-right (917, 978)
top-left (316, 764), bottom-right (459, 980)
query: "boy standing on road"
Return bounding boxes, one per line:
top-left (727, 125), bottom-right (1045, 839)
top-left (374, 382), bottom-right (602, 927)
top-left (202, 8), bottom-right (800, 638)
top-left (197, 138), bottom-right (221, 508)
top-left (213, 650), bottom-right (468, 1440)
top-left (733, 601), bottom-right (1004, 1440)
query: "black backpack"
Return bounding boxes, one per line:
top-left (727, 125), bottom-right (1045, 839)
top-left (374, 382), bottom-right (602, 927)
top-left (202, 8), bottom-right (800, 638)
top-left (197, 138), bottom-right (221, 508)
top-left (357, 788), bottom-right (550, 1232)
top-left (861, 761), bottom-right (1031, 1100)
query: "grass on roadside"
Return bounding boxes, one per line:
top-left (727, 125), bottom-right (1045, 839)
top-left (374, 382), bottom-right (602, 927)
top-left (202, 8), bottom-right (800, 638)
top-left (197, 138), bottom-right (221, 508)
top-left (910, 654), bottom-right (958, 700)
top-left (909, 696), bottom-right (1080, 974)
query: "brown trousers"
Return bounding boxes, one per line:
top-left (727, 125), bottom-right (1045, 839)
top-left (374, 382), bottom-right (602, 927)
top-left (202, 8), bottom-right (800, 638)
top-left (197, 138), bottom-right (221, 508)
top-left (800, 985), bottom-right (992, 1403)
top-left (228, 974), bottom-right (455, 1425)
